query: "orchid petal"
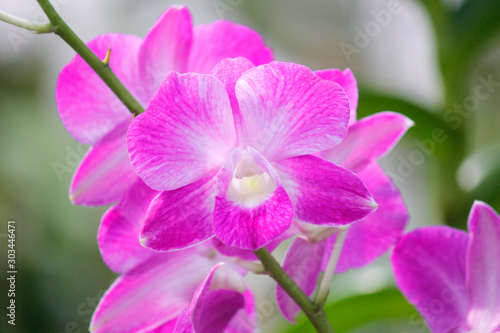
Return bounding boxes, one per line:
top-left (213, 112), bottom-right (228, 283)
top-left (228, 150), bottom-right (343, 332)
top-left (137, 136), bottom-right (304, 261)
top-left (315, 68), bottom-right (358, 125)
top-left (140, 175), bottom-right (217, 252)
top-left (138, 6), bottom-right (193, 100)
top-left (466, 201), bottom-right (500, 330)
top-left (236, 62), bottom-right (350, 162)
top-left (90, 251), bottom-right (213, 333)
top-left (188, 20), bottom-right (273, 74)
top-left (146, 318), bottom-right (178, 333)
top-left (277, 237), bottom-right (324, 322)
top-left (171, 262), bottom-right (220, 333)
top-left (69, 120), bottom-right (136, 206)
top-left (335, 163), bottom-right (408, 273)
top-left (173, 311), bottom-right (194, 333)
top-left (128, 71), bottom-right (236, 191)
top-left (226, 288), bottom-right (258, 333)
top-left (184, 263), bottom-right (248, 333)
top-left (319, 112), bottom-right (414, 173)
top-left (274, 154), bottom-right (377, 226)
top-left (192, 290), bottom-right (245, 333)
top-left (211, 57), bottom-right (255, 143)
top-left (56, 34), bottom-right (142, 144)
top-left (186, 263), bottom-right (222, 315)
top-left (213, 147), bottom-right (294, 250)
top-left (98, 179), bottom-right (159, 274)
top-left (391, 226), bottom-right (469, 333)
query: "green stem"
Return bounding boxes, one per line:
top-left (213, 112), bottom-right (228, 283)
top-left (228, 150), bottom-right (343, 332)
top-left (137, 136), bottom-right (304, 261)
top-left (254, 248), bottom-right (335, 333)
top-left (36, 0), bottom-right (144, 115)
top-left (0, 10), bottom-right (53, 33)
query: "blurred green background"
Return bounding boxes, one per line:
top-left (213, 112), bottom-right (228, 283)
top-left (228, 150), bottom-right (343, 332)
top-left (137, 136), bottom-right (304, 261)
top-left (1, 0), bottom-right (500, 332)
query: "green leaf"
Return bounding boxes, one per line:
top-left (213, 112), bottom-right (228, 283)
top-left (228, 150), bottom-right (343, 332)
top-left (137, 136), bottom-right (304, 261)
top-left (285, 288), bottom-right (424, 333)
top-left (451, 0), bottom-right (500, 64)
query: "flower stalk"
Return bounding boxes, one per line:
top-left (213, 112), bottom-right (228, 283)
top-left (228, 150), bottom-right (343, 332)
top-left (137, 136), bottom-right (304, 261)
top-left (0, 10), bottom-right (53, 33)
top-left (221, 255), bottom-right (266, 274)
top-left (36, 0), bottom-right (144, 115)
top-left (314, 226), bottom-right (349, 308)
top-left (254, 247), bottom-right (335, 333)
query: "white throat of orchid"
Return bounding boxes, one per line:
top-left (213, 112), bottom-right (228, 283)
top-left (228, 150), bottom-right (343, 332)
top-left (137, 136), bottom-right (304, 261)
top-left (227, 155), bottom-right (277, 208)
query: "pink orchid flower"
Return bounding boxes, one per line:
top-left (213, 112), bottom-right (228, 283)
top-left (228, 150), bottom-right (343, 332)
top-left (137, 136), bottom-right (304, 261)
top-left (91, 257), bottom-right (255, 333)
top-left (55, 6), bottom-right (272, 205)
top-left (127, 57), bottom-right (378, 251)
top-left (275, 69), bottom-right (412, 321)
top-left (170, 263), bottom-right (256, 333)
top-left (391, 201), bottom-right (500, 333)
top-left (94, 176), bottom-right (256, 333)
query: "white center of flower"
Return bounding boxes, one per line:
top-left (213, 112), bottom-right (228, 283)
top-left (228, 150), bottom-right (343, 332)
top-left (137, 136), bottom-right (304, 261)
top-left (231, 173), bottom-right (272, 195)
top-left (227, 155), bottom-right (277, 207)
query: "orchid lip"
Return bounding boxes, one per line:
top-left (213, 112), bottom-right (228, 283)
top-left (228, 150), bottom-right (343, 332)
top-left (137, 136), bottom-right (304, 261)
top-left (227, 153), bottom-right (277, 208)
